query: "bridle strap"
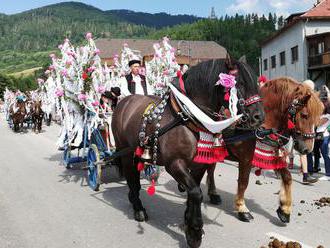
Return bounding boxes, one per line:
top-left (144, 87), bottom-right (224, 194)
top-left (244, 95), bottom-right (262, 106)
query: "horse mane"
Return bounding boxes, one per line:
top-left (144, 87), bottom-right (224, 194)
top-left (182, 58), bottom-right (258, 111)
top-left (261, 77), bottom-right (323, 126)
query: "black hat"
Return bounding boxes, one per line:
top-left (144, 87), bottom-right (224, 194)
top-left (128, 59), bottom-right (141, 67)
top-left (101, 91), bottom-right (113, 99)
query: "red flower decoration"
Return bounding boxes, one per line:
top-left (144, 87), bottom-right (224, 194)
top-left (258, 75), bottom-right (267, 83)
top-left (82, 71), bottom-right (89, 80)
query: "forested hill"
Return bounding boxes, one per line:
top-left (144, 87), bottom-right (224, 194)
top-left (107, 10), bottom-right (200, 28)
top-left (0, 2), bottom-right (201, 52)
top-left (149, 13), bottom-right (284, 72)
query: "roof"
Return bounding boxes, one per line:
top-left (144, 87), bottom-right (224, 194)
top-left (261, 0), bottom-right (330, 47)
top-left (94, 38), bottom-right (227, 60)
top-left (301, 0), bottom-right (330, 18)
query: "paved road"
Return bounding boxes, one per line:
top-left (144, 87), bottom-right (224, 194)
top-left (0, 113), bottom-right (329, 248)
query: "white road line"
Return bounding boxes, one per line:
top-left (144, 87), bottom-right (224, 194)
top-left (266, 232), bottom-right (313, 248)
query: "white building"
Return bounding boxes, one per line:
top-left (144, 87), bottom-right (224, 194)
top-left (260, 0), bottom-right (330, 88)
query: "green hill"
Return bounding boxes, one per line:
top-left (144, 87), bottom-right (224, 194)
top-left (107, 9), bottom-right (200, 28)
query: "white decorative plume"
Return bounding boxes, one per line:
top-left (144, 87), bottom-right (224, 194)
top-left (145, 37), bottom-right (180, 96)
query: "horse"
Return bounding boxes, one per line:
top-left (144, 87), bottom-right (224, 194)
top-left (31, 99), bottom-right (44, 133)
top-left (111, 57), bottom-right (264, 248)
top-left (9, 100), bottom-right (27, 132)
top-left (205, 77), bottom-right (323, 223)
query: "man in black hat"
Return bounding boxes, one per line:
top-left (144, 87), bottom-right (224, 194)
top-left (120, 59), bottom-right (153, 97)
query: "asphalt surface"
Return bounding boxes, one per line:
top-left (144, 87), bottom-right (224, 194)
top-left (0, 113), bottom-right (329, 248)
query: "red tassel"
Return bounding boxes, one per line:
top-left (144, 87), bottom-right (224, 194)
top-left (137, 162), bottom-right (145, 171)
top-left (135, 146), bottom-right (144, 157)
top-left (255, 169), bottom-right (262, 176)
top-left (147, 179), bottom-right (156, 196)
top-left (287, 119), bottom-right (295, 129)
top-left (193, 147), bottom-right (215, 164)
top-left (224, 92), bottom-right (230, 101)
top-left (214, 146), bottom-right (228, 162)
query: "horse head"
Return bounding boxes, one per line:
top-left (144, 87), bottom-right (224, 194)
top-left (182, 56), bottom-right (264, 130)
top-left (261, 77), bottom-right (323, 154)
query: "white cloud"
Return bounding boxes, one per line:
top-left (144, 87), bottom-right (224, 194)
top-left (226, 0), bottom-right (316, 16)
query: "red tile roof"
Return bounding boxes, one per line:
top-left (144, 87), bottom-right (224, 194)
top-left (262, 0), bottom-right (330, 46)
top-left (301, 0), bottom-right (330, 18)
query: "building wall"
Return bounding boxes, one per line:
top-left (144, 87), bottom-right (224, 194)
top-left (261, 21), bottom-right (305, 81)
top-left (305, 21), bottom-right (330, 87)
top-left (261, 20), bottom-right (330, 87)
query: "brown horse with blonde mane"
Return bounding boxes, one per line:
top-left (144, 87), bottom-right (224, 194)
top-left (206, 77), bottom-right (323, 223)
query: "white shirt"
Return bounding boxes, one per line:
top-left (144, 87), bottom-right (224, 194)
top-left (316, 114), bottom-right (330, 137)
top-left (119, 74), bottom-right (154, 97)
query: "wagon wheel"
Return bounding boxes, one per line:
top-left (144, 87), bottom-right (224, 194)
top-left (63, 146), bottom-right (72, 169)
top-left (87, 144), bottom-right (102, 191)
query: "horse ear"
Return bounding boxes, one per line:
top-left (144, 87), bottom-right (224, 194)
top-left (225, 53), bottom-right (234, 69)
top-left (238, 55), bottom-right (247, 64)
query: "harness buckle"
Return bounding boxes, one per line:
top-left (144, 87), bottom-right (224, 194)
top-left (178, 112), bottom-right (189, 122)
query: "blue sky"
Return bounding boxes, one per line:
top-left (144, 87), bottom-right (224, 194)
top-left (0, 0), bottom-right (317, 17)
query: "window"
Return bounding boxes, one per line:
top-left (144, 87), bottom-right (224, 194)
top-left (263, 59), bottom-right (268, 71)
top-left (318, 42), bottom-right (325, 54)
top-left (271, 55), bottom-right (276, 68)
top-left (291, 46), bottom-right (299, 63)
top-left (280, 51), bottom-right (286, 66)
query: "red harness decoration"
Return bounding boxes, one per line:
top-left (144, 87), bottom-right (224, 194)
top-left (177, 70), bottom-right (186, 95)
top-left (193, 131), bottom-right (228, 164)
top-left (252, 140), bottom-right (287, 170)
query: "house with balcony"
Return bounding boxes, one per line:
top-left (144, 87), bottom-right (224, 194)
top-left (260, 0), bottom-right (330, 88)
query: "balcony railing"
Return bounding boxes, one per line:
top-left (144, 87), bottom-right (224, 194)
top-left (309, 52), bottom-right (330, 68)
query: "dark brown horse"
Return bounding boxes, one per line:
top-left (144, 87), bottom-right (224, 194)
top-left (9, 100), bottom-right (27, 132)
top-left (112, 58), bottom-right (264, 247)
top-left (206, 77), bottom-right (323, 223)
top-left (31, 99), bottom-right (44, 133)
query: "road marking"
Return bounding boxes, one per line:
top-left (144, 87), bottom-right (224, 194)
top-left (266, 232), bottom-right (313, 248)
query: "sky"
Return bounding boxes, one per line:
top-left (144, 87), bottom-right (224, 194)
top-left (0, 0), bottom-right (317, 17)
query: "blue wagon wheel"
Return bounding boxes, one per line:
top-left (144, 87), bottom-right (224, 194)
top-left (63, 146), bottom-right (72, 169)
top-left (87, 144), bottom-right (101, 191)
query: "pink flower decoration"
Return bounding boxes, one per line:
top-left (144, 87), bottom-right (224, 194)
top-left (216, 73), bottom-right (236, 88)
top-left (87, 66), bottom-right (96, 73)
top-left (94, 49), bottom-right (100, 55)
top-left (123, 43), bottom-right (128, 47)
top-left (170, 47), bottom-right (176, 53)
top-left (66, 51), bottom-right (74, 57)
top-left (163, 70), bottom-right (169, 76)
top-left (78, 93), bottom-right (87, 101)
top-left (37, 78), bottom-right (44, 84)
top-left (58, 44), bottom-right (63, 50)
top-left (49, 65), bottom-right (55, 71)
top-left (114, 54), bottom-right (119, 58)
top-left (64, 38), bottom-right (70, 43)
top-left (45, 70), bottom-right (51, 75)
top-left (97, 85), bottom-right (105, 94)
top-left (92, 100), bottom-right (99, 107)
top-left (61, 69), bottom-right (68, 77)
top-left (86, 32), bottom-right (92, 40)
top-left (49, 53), bottom-right (56, 59)
top-left (153, 43), bottom-right (160, 50)
top-left (55, 88), bottom-right (64, 97)
top-left (66, 59), bottom-right (72, 66)
top-left (163, 37), bottom-right (169, 43)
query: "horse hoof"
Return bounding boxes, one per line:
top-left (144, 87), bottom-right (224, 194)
top-left (134, 209), bottom-right (148, 222)
top-left (209, 194), bottom-right (222, 205)
top-left (237, 212), bottom-right (254, 222)
top-left (177, 183), bottom-right (186, 192)
top-left (276, 207), bottom-right (290, 223)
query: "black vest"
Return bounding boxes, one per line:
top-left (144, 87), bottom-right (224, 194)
top-left (125, 74), bottom-right (148, 95)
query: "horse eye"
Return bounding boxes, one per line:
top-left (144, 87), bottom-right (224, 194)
top-left (300, 113), bottom-right (308, 119)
